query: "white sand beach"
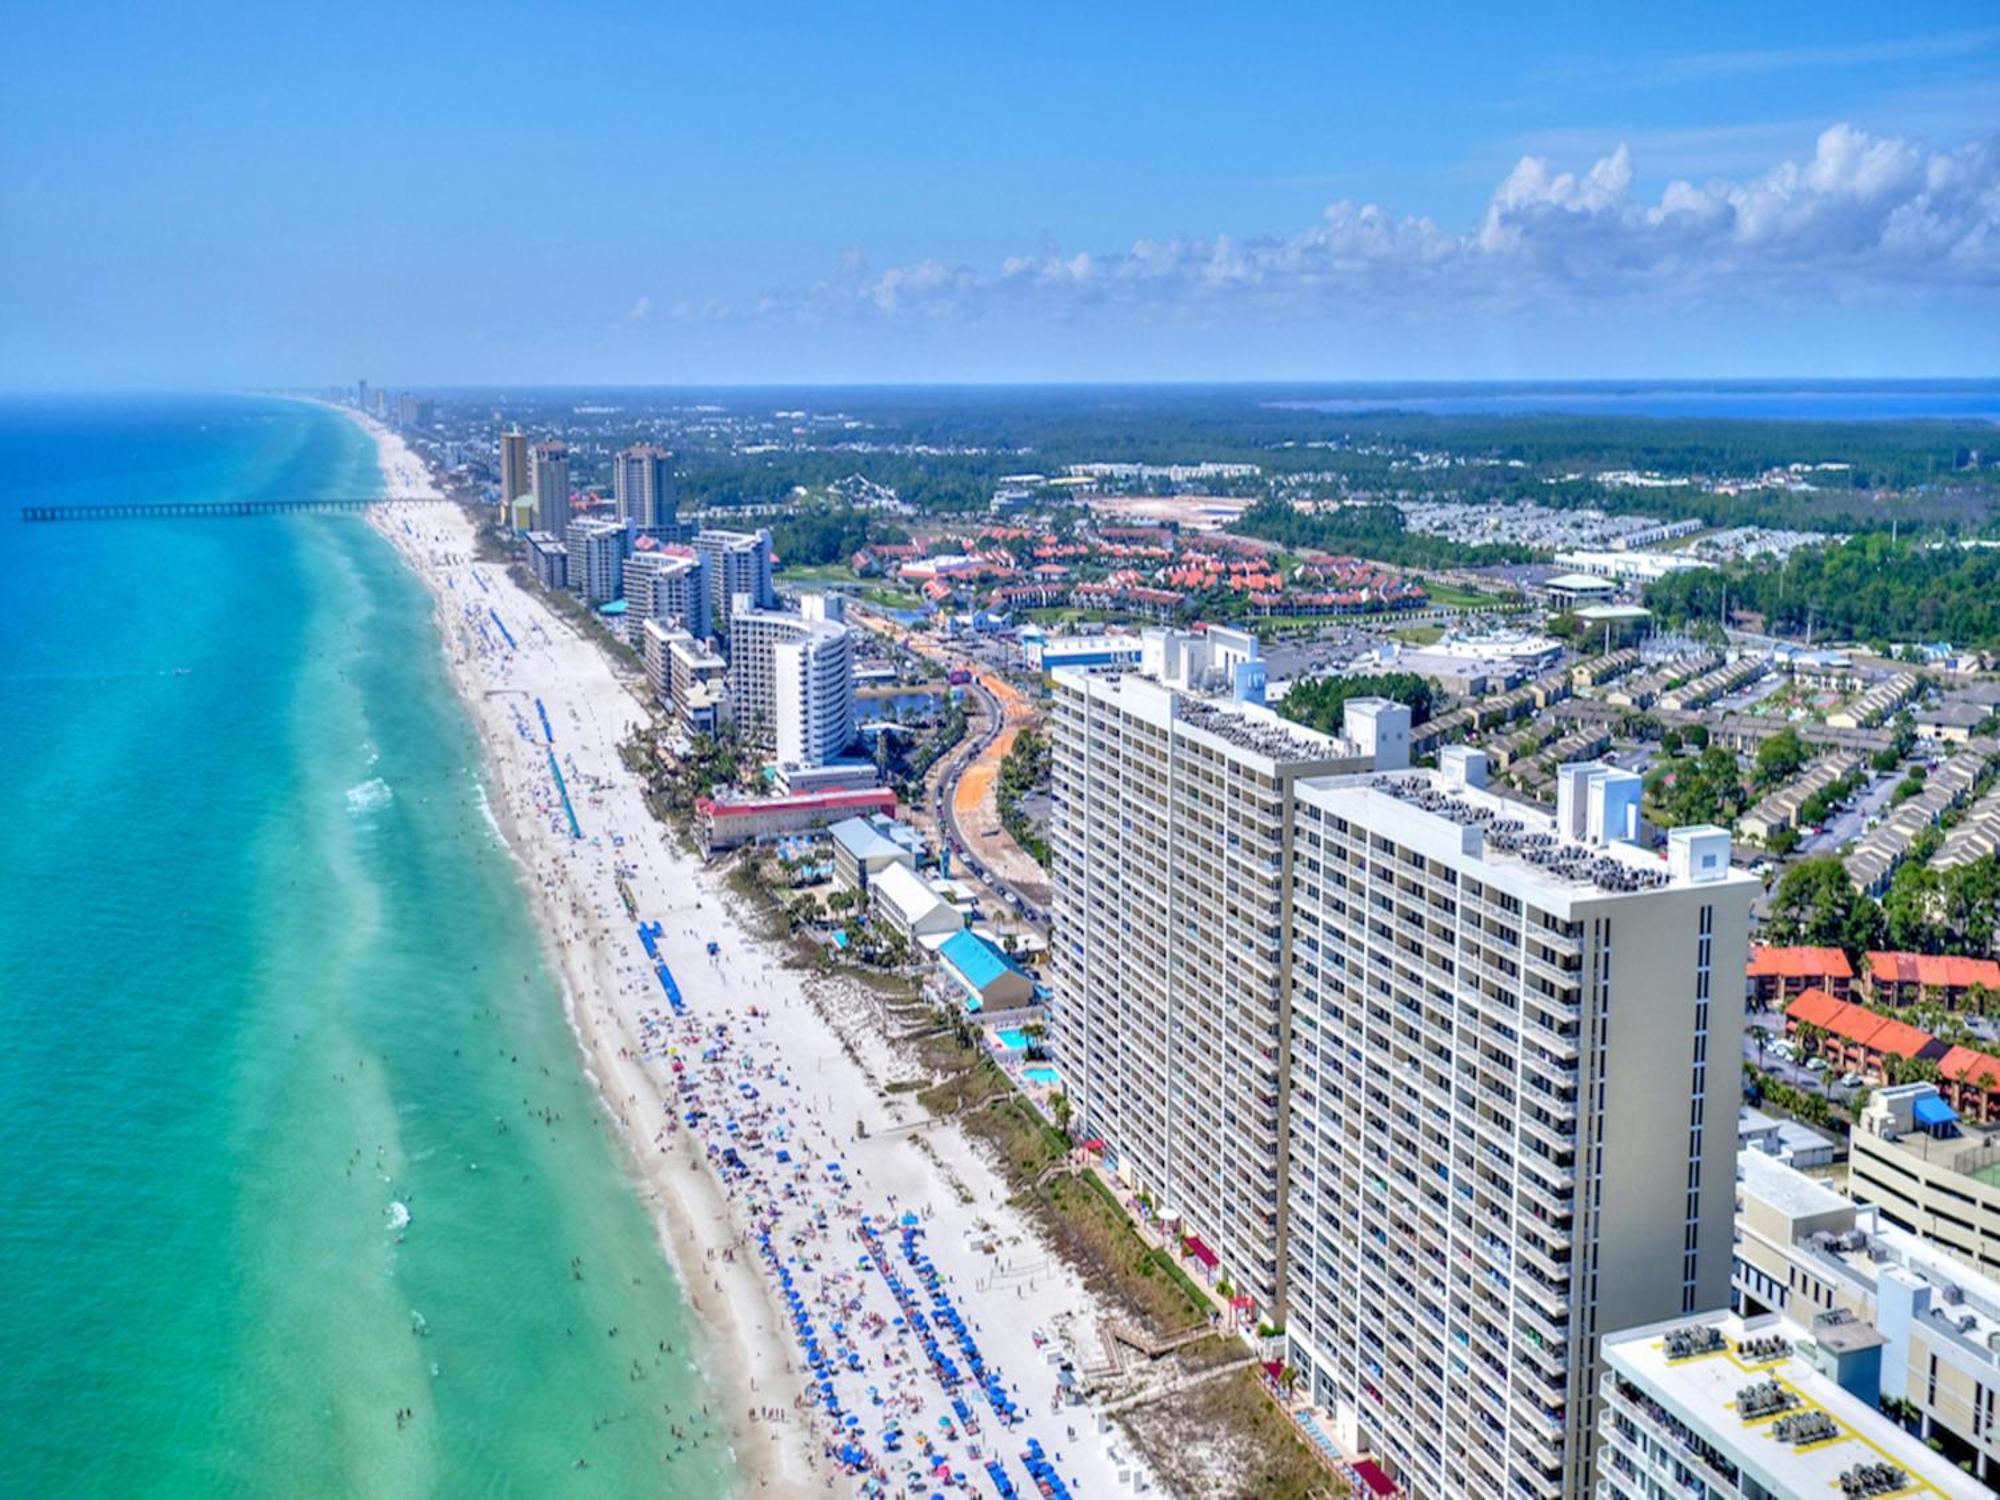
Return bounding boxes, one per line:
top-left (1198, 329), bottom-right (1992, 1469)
top-left (353, 414), bottom-right (1161, 1499)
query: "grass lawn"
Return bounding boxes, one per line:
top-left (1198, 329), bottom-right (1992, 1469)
top-left (860, 584), bottom-right (926, 610)
top-left (1025, 607), bottom-right (1125, 628)
top-left (779, 561), bottom-right (863, 586)
top-left (1420, 579), bottom-right (1500, 608)
top-left (1394, 624), bottom-right (1444, 645)
top-left (778, 562), bottom-right (923, 610)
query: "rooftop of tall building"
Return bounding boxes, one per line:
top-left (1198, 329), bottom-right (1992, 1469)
top-left (1299, 763), bottom-right (1750, 898)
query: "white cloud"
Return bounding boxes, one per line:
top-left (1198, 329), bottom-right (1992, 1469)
top-left (627, 294), bottom-right (653, 323)
top-left (746, 123), bottom-right (1999, 329)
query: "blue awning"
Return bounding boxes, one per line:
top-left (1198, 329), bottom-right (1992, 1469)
top-left (1914, 1095), bottom-right (1959, 1129)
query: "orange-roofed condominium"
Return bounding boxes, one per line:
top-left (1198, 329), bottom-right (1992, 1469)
top-left (1783, 988), bottom-right (1946, 1086)
top-left (1746, 945), bottom-right (1853, 1007)
top-left (1863, 951), bottom-right (2000, 1010)
top-left (1783, 988), bottom-right (2000, 1123)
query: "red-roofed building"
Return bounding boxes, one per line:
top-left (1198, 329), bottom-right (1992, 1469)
top-left (1939, 1046), bottom-right (2000, 1124)
top-left (1864, 951), bottom-right (2000, 1010)
top-left (695, 787), bottom-right (896, 854)
top-left (1784, 988), bottom-right (1949, 1084)
top-left (1747, 945), bottom-right (1855, 1006)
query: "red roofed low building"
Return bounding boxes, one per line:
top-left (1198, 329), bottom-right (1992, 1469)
top-left (1939, 1046), bottom-right (2000, 1125)
top-left (1747, 945), bottom-right (1855, 1007)
top-left (1784, 988), bottom-right (1949, 1084)
top-left (695, 787), bottom-right (896, 855)
top-left (1864, 951), bottom-right (2000, 1010)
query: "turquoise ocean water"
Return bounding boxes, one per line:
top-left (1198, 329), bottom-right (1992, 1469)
top-left (0, 396), bottom-right (733, 1496)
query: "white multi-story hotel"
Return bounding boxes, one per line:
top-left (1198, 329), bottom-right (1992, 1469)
top-left (622, 548), bottom-right (709, 640)
top-left (1284, 754), bottom-right (1752, 1498)
top-left (567, 516), bottom-right (630, 605)
top-left (774, 626), bottom-right (857, 769)
top-left (613, 444), bottom-right (678, 531)
top-left (695, 527), bottom-right (775, 625)
top-left (1048, 627), bottom-right (1404, 1318)
top-left (641, 620), bottom-right (730, 737)
top-left (529, 438), bottom-right (569, 534)
top-left (728, 594), bottom-right (852, 763)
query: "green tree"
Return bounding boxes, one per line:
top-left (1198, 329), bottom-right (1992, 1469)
top-left (1882, 862), bottom-right (1942, 953)
top-left (1769, 857), bottom-right (1884, 951)
top-left (1753, 728), bottom-right (1810, 791)
top-left (1646, 743), bottom-right (1747, 827)
top-left (1279, 671), bottom-right (1437, 732)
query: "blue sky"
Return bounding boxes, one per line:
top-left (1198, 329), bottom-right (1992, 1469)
top-left (2, 2), bottom-right (1996, 385)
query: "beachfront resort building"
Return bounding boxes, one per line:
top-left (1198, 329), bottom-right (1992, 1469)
top-left (640, 621), bottom-right (729, 738)
top-left (524, 530), bottom-right (568, 591)
top-left (612, 444), bottom-right (678, 531)
top-left (529, 438), bottom-right (569, 534)
top-left (727, 596), bottom-right (854, 764)
top-left (1284, 757), bottom-right (1753, 1499)
top-left (622, 547), bottom-right (710, 641)
top-left (829, 813), bottom-right (923, 893)
top-left (1047, 627), bottom-right (1398, 1320)
top-left (569, 516), bottom-right (631, 605)
top-left (1596, 1309), bottom-right (1973, 1498)
top-left (695, 786), bottom-right (895, 855)
top-left (869, 861), bottom-right (964, 947)
top-left (499, 429), bottom-right (530, 507)
top-left (696, 527), bottom-right (776, 624)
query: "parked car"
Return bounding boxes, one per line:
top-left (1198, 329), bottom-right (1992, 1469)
top-left (1805, 1057), bottom-right (1828, 1073)
top-left (1839, 1073), bottom-right (1864, 1089)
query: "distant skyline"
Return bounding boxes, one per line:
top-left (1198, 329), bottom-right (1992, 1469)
top-left (3, 2), bottom-right (1997, 387)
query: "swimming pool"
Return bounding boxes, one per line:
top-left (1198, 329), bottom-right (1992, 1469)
top-left (995, 1028), bottom-right (1029, 1051)
top-left (1023, 1065), bottom-right (1061, 1087)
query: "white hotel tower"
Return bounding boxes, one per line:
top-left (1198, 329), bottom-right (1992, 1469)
top-left (1049, 627), bottom-right (1411, 1319)
top-left (1283, 753), bottom-right (1752, 1498)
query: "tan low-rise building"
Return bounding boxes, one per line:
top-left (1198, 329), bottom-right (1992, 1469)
top-left (1850, 1083), bottom-right (2000, 1280)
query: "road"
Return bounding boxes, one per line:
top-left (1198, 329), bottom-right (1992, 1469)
top-left (933, 676), bottom-right (1051, 924)
top-left (1796, 770), bottom-right (1895, 859)
top-left (1743, 1010), bottom-right (1866, 1100)
top-left (849, 605), bottom-right (1054, 931)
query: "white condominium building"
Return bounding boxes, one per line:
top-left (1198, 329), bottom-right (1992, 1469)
top-left (529, 438), bottom-right (569, 534)
top-left (695, 527), bottom-right (775, 624)
top-left (775, 627), bottom-right (857, 770)
top-left (567, 516), bottom-right (630, 605)
top-left (499, 429), bottom-right (530, 505)
top-left (641, 620), bottom-right (730, 737)
top-left (622, 548), bottom-right (709, 640)
top-left (729, 596), bottom-right (852, 761)
top-left (613, 444), bottom-right (678, 531)
top-left (1284, 754), bottom-right (1752, 1499)
top-left (1048, 632), bottom-right (1398, 1319)
top-left (1598, 1309), bottom-right (1973, 1499)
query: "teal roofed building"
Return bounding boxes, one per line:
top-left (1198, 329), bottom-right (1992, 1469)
top-left (939, 929), bottom-right (1035, 1013)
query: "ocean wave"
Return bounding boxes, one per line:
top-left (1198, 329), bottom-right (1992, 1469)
top-left (472, 774), bottom-right (507, 848)
top-left (345, 778), bottom-right (393, 815)
top-left (388, 1200), bottom-right (412, 1232)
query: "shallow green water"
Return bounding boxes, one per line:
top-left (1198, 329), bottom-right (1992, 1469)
top-left (0, 396), bottom-right (733, 1496)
